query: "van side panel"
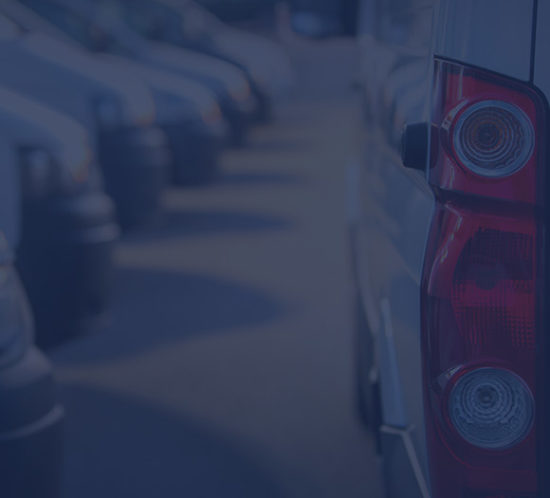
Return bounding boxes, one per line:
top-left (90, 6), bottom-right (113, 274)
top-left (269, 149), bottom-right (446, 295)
top-left (435, 0), bottom-right (533, 81)
top-left (355, 0), bottom-right (435, 495)
top-left (535, 2), bottom-right (550, 101)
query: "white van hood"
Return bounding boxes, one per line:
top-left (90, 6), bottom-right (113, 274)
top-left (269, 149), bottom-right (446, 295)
top-left (98, 53), bottom-right (219, 118)
top-left (0, 87), bottom-right (92, 248)
top-left (142, 41), bottom-right (250, 97)
top-left (0, 86), bottom-right (92, 171)
top-left (0, 31), bottom-right (155, 136)
top-left (23, 33), bottom-right (155, 125)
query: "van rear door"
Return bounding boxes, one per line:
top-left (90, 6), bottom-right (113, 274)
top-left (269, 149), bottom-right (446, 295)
top-left (534, 4), bottom-right (550, 495)
top-left (534, 2), bottom-right (550, 99)
top-left (424, 2), bottom-right (543, 496)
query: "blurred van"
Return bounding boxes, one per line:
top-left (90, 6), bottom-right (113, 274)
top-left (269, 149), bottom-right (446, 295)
top-left (105, 0), bottom-right (293, 122)
top-left (194, 0), bottom-right (277, 24)
top-left (0, 12), bottom-right (170, 226)
top-left (0, 134), bottom-right (63, 497)
top-left (21, 0), bottom-right (259, 145)
top-left (0, 87), bottom-right (119, 347)
top-left (346, 0), bottom-right (550, 497)
top-left (2, 0), bottom-right (227, 185)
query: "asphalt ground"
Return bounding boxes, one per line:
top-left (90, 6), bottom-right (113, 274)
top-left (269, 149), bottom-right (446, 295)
top-left (51, 37), bottom-right (385, 498)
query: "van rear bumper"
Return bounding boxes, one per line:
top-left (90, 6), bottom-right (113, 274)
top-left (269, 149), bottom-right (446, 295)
top-left (380, 425), bottom-right (430, 498)
top-left (0, 348), bottom-right (64, 498)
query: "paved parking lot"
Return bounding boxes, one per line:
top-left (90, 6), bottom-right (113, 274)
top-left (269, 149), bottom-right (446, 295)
top-left (50, 38), bottom-right (384, 498)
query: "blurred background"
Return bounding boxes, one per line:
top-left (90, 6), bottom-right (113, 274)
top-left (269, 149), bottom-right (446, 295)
top-left (0, 1), bottom-right (382, 497)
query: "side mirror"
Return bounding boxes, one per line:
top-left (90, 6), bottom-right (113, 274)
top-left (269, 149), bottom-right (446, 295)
top-left (401, 123), bottom-right (429, 171)
top-left (288, 0), bottom-right (359, 38)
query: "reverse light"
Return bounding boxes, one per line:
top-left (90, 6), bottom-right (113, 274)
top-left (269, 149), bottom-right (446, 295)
top-left (19, 145), bottom-right (88, 200)
top-left (453, 100), bottom-right (535, 177)
top-left (230, 80), bottom-right (251, 103)
top-left (201, 102), bottom-right (222, 125)
top-left (448, 367), bottom-right (534, 450)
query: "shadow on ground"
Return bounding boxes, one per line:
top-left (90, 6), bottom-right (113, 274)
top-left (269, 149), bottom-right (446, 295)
top-left (126, 209), bottom-right (293, 242)
top-left (244, 137), bottom-right (311, 153)
top-left (219, 172), bottom-right (306, 188)
top-left (60, 384), bottom-right (284, 498)
top-left (54, 268), bottom-right (287, 365)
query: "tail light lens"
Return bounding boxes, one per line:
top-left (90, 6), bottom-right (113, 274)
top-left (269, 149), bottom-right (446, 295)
top-left (422, 59), bottom-right (547, 497)
top-left (448, 368), bottom-right (534, 450)
top-left (453, 100), bottom-right (535, 178)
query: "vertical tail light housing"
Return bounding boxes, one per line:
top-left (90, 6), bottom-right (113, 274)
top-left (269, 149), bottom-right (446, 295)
top-left (422, 59), bottom-right (547, 497)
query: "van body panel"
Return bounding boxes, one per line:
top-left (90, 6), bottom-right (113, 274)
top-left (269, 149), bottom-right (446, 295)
top-left (354, 0), bottom-right (436, 491)
top-left (0, 15), bottom-right (155, 139)
top-left (0, 88), bottom-right (93, 250)
top-left (37, 0), bottom-right (251, 100)
top-left (435, 0), bottom-right (533, 81)
top-left (356, 0), bottom-right (545, 495)
top-left (534, 1), bottom-right (550, 101)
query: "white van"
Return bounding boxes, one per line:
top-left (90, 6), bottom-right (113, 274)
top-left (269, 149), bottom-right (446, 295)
top-left (0, 13), bottom-right (169, 226)
top-left (0, 107), bottom-right (64, 498)
top-left (0, 87), bottom-right (118, 348)
top-left (20, 0), bottom-right (258, 145)
top-left (347, 1), bottom-right (550, 497)
top-left (1, 0), bottom-right (228, 185)
top-left (0, 232), bottom-right (64, 498)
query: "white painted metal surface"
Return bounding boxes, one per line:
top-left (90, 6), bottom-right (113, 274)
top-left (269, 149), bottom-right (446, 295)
top-left (354, 0), bottom-right (436, 491)
top-left (435, 0), bottom-right (533, 81)
top-left (355, 1), bottom-right (540, 495)
top-left (0, 13), bottom-right (155, 139)
top-left (0, 88), bottom-right (94, 248)
top-left (534, 1), bottom-right (550, 100)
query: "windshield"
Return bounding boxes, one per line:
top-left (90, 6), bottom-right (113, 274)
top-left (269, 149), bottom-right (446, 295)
top-left (134, 1), bottom-right (173, 35)
top-left (20, 0), bottom-right (117, 52)
top-left (101, 0), bottom-right (215, 45)
top-left (0, 14), bottom-right (22, 40)
top-left (112, 0), bottom-right (183, 41)
top-left (178, 1), bottom-right (224, 36)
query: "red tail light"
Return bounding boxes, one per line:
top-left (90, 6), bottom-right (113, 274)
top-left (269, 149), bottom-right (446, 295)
top-left (422, 59), bottom-right (547, 497)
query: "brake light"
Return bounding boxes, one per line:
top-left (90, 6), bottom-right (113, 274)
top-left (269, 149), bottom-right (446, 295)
top-left (421, 59), bottom-right (547, 497)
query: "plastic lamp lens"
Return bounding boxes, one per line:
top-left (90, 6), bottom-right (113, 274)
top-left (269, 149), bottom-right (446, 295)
top-left (448, 368), bottom-right (534, 450)
top-left (453, 100), bottom-right (535, 177)
top-left (230, 81), bottom-right (251, 102)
